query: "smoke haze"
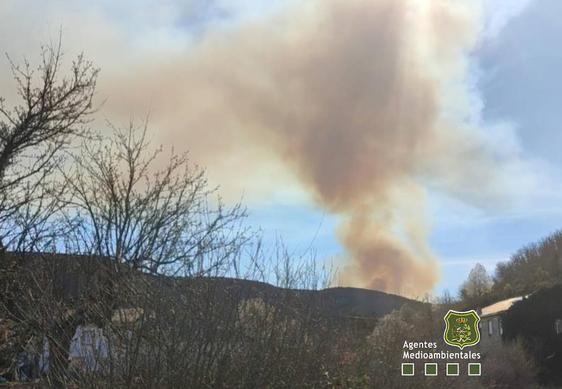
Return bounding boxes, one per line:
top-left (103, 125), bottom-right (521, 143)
top-left (0, 0), bottom-right (536, 296)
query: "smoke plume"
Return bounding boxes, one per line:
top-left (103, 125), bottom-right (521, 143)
top-left (2, 0), bottom-right (529, 296)
top-left (97, 0), bottom-right (493, 296)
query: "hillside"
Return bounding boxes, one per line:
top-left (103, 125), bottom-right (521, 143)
top-left (6, 252), bottom-right (419, 320)
top-left (187, 277), bottom-right (420, 318)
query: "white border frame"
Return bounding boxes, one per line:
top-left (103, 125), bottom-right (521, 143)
top-left (468, 363), bottom-right (481, 376)
top-left (401, 363), bottom-right (415, 376)
top-left (446, 363), bottom-right (460, 376)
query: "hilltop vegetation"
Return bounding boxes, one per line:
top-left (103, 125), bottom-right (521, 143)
top-left (456, 230), bottom-right (562, 309)
top-left (493, 231), bottom-right (562, 298)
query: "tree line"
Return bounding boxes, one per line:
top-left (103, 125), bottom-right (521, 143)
top-left (456, 229), bottom-right (562, 309)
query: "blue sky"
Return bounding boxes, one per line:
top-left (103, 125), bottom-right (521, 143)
top-left (1, 0), bottom-right (561, 297)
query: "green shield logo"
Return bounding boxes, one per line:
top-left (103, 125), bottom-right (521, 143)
top-left (443, 310), bottom-right (480, 350)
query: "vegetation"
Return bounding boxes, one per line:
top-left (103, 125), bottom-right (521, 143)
top-left (459, 263), bottom-right (493, 308)
top-left (1, 44), bottom-right (561, 388)
top-left (493, 231), bottom-right (562, 298)
top-left (455, 229), bottom-right (562, 307)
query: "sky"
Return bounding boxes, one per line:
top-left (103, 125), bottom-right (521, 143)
top-left (1, 0), bottom-right (561, 297)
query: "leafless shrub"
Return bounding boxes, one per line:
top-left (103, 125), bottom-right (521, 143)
top-left (481, 339), bottom-right (538, 389)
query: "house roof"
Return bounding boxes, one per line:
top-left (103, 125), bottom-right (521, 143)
top-left (481, 296), bottom-right (524, 317)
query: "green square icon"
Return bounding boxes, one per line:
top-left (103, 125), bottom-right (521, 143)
top-left (446, 363), bottom-right (459, 376)
top-left (401, 363), bottom-right (414, 376)
top-left (424, 363), bottom-right (438, 376)
top-left (468, 363), bottom-right (481, 376)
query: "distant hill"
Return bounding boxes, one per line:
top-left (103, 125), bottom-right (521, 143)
top-left (183, 277), bottom-right (421, 319)
top-left (5, 252), bottom-right (421, 320)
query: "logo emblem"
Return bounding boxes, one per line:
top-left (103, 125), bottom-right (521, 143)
top-left (443, 310), bottom-right (480, 350)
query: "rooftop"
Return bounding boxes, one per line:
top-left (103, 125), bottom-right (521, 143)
top-left (481, 296), bottom-right (524, 317)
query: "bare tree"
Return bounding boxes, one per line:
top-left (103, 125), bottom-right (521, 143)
top-left (459, 263), bottom-right (493, 306)
top-left (0, 42), bottom-right (97, 251)
top-left (12, 121), bottom-right (247, 384)
top-left (61, 122), bottom-right (248, 276)
top-left (0, 42), bottom-right (98, 382)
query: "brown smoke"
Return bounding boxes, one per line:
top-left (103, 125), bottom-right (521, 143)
top-left (93, 0), bottom-right (489, 296)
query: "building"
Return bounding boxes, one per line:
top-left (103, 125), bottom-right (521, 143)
top-left (478, 296), bottom-right (524, 349)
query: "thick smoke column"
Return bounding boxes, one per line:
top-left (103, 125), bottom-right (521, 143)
top-left (100, 0), bottom-right (496, 296)
top-left (233, 0), bottom-right (447, 295)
